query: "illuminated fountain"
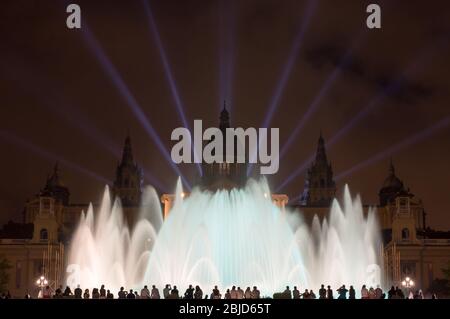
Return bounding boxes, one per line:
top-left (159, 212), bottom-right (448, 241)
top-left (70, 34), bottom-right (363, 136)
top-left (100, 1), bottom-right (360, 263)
top-left (66, 179), bottom-right (382, 296)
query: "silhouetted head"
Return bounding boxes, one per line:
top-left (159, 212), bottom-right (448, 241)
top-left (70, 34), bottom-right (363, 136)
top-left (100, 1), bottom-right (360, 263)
top-left (294, 286), bottom-right (297, 290)
top-left (120, 287), bottom-right (124, 291)
top-left (327, 286), bottom-right (330, 289)
top-left (101, 285), bottom-right (104, 289)
top-left (173, 286), bottom-right (177, 289)
top-left (130, 289), bottom-right (133, 293)
top-left (189, 285), bottom-right (192, 288)
top-left (232, 286), bottom-right (236, 290)
top-left (321, 284), bottom-right (324, 288)
top-left (362, 285), bottom-right (366, 289)
top-left (286, 286), bottom-right (289, 290)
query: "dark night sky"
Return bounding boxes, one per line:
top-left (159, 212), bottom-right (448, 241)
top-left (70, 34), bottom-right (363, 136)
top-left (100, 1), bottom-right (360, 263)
top-left (0, 1), bottom-right (449, 228)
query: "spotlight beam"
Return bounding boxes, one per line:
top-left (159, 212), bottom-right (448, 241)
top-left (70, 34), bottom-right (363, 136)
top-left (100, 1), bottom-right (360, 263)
top-left (276, 45), bottom-right (440, 192)
top-left (247, 0), bottom-right (318, 176)
top-left (218, 0), bottom-right (236, 112)
top-left (335, 116), bottom-right (450, 181)
top-left (1, 58), bottom-right (168, 192)
top-left (0, 130), bottom-right (110, 185)
top-left (80, 22), bottom-right (192, 190)
top-left (141, 0), bottom-right (202, 177)
top-left (279, 31), bottom-right (366, 160)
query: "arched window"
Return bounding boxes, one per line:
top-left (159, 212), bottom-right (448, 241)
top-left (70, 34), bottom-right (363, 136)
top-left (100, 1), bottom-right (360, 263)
top-left (40, 228), bottom-right (48, 240)
top-left (402, 228), bottom-right (410, 240)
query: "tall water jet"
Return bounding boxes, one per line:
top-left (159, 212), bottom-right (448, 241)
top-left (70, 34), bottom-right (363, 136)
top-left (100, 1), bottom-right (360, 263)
top-left (66, 186), bottom-right (161, 292)
top-left (66, 179), bottom-right (383, 297)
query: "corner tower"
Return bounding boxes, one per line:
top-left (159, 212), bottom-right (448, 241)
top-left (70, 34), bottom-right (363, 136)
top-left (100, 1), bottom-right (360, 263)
top-left (300, 133), bottom-right (336, 206)
top-left (113, 134), bottom-right (143, 206)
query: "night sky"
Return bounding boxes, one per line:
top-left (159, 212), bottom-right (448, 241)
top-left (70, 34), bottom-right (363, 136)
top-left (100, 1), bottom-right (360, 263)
top-left (0, 1), bottom-right (449, 229)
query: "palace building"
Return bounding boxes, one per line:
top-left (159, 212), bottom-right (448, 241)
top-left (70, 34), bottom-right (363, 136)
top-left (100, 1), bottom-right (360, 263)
top-left (1, 108), bottom-right (450, 297)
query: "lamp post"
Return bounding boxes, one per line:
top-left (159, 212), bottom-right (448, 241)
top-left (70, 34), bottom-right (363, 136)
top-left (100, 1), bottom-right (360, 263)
top-left (401, 277), bottom-right (414, 298)
top-left (36, 275), bottom-right (48, 299)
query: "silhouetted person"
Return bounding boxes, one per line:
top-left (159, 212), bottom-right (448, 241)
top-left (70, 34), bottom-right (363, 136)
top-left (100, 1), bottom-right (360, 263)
top-left (319, 284), bottom-right (326, 299)
top-left (184, 285), bottom-right (194, 299)
top-left (225, 289), bottom-right (231, 299)
top-left (118, 287), bottom-right (126, 299)
top-left (388, 286), bottom-right (395, 299)
top-left (83, 289), bottom-right (90, 299)
top-left (349, 286), bottom-right (356, 299)
top-left (107, 290), bottom-right (114, 299)
top-left (127, 289), bottom-right (136, 299)
top-left (310, 290), bottom-right (317, 299)
top-left (251, 286), bottom-right (260, 299)
top-left (230, 286), bottom-right (237, 299)
top-left (151, 285), bottom-right (160, 299)
top-left (293, 286), bottom-right (300, 299)
top-left (194, 286), bottom-right (203, 299)
top-left (244, 287), bottom-right (251, 299)
top-left (100, 285), bottom-right (106, 299)
top-left (74, 285), bottom-right (82, 299)
top-left (237, 287), bottom-right (244, 299)
top-left (326, 285), bottom-right (333, 299)
top-left (134, 291), bottom-right (140, 299)
top-left (212, 286), bottom-right (221, 299)
top-left (361, 285), bottom-right (369, 299)
top-left (171, 286), bottom-right (179, 298)
top-left (337, 285), bottom-right (348, 299)
top-left (63, 286), bottom-right (72, 297)
top-left (284, 286), bottom-right (292, 299)
top-left (302, 289), bottom-right (310, 299)
top-left (163, 284), bottom-right (171, 299)
top-left (92, 288), bottom-right (100, 299)
top-left (140, 285), bottom-right (150, 299)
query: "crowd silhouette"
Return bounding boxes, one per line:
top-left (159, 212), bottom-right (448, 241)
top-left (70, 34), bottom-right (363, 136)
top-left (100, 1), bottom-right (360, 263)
top-left (0, 283), bottom-right (436, 299)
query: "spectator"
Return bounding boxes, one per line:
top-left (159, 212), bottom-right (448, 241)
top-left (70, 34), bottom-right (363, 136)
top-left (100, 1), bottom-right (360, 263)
top-left (337, 285), bottom-right (348, 299)
top-left (118, 287), bottom-right (126, 299)
top-left (237, 287), bottom-right (244, 299)
top-left (74, 285), bottom-right (82, 299)
top-left (293, 286), bottom-right (300, 299)
top-left (140, 285), bottom-right (150, 299)
top-left (107, 290), bottom-right (114, 299)
top-left (302, 289), bottom-right (310, 299)
top-left (171, 286), bottom-right (179, 299)
top-left (163, 284), bottom-right (171, 299)
top-left (151, 285), bottom-right (160, 299)
top-left (224, 289), bottom-right (231, 299)
top-left (83, 289), bottom-right (90, 299)
top-left (230, 286), bottom-right (237, 299)
top-left (194, 285), bottom-right (203, 299)
top-left (361, 285), bottom-right (369, 299)
top-left (244, 287), bottom-right (251, 299)
top-left (184, 285), bottom-right (194, 299)
top-left (349, 286), bottom-right (356, 299)
top-left (283, 286), bottom-right (292, 299)
top-left (319, 284), bottom-right (326, 299)
top-left (326, 285), bottom-right (333, 299)
top-left (100, 285), bottom-right (106, 299)
top-left (127, 289), bottom-right (136, 299)
top-left (251, 286), bottom-right (260, 299)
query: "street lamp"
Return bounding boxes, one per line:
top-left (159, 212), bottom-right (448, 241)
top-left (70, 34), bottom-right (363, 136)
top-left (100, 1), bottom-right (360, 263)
top-left (401, 276), bottom-right (414, 288)
top-left (401, 277), bottom-right (415, 298)
top-left (36, 275), bottom-right (48, 298)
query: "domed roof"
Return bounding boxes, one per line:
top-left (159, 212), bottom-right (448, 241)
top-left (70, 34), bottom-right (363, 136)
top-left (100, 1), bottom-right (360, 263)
top-left (381, 161), bottom-right (404, 190)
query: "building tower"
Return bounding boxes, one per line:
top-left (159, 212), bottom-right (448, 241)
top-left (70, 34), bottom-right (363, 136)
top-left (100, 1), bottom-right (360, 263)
top-left (300, 133), bottom-right (336, 206)
top-left (379, 160), bottom-right (407, 206)
top-left (199, 102), bottom-right (247, 190)
top-left (39, 163), bottom-right (70, 205)
top-left (113, 134), bottom-right (143, 206)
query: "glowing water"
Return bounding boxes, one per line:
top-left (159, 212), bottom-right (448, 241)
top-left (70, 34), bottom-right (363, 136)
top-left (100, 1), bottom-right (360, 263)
top-left (66, 179), bottom-right (382, 296)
